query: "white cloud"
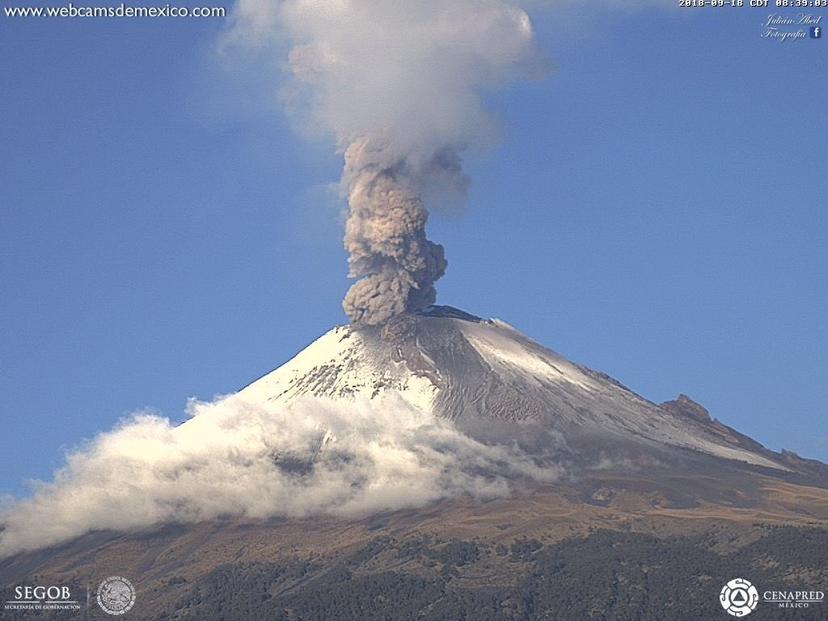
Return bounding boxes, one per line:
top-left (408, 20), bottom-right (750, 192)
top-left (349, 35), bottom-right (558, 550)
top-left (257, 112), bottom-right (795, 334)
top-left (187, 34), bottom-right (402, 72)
top-left (0, 393), bottom-right (559, 558)
top-left (221, 0), bottom-right (547, 164)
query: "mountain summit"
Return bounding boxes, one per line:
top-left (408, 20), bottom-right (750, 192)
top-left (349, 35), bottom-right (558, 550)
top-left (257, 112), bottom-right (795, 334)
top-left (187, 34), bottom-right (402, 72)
top-left (236, 305), bottom-right (793, 476)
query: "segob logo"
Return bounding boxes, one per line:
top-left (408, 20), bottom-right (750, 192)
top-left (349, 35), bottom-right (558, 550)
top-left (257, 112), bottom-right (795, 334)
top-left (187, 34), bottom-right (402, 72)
top-left (3, 584), bottom-right (80, 612)
top-left (720, 578), bottom-right (759, 617)
top-left (96, 576), bottom-right (136, 615)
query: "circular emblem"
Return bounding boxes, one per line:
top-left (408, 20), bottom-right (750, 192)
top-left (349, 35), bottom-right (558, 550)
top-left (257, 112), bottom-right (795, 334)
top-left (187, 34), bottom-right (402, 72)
top-left (96, 576), bottom-right (136, 615)
top-left (720, 578), bottom-right (759, 617)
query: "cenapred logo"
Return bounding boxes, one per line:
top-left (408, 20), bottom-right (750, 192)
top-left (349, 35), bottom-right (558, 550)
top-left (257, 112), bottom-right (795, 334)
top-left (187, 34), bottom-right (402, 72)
top-left (96, 576), bottom-right (136, 615)
top-left (720, 578), bottom-right (760, 617)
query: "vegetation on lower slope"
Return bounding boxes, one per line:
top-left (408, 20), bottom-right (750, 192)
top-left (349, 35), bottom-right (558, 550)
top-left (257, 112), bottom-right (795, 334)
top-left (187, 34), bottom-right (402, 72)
top-left (155, 526), bottom-right (827, 621)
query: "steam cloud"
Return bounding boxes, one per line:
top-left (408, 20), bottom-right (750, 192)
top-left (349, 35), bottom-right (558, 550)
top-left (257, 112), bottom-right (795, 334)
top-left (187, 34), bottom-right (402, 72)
top-left (226, 0), bottom-right (542, 324)
top-left (0, 394), bottom-right (559, 557)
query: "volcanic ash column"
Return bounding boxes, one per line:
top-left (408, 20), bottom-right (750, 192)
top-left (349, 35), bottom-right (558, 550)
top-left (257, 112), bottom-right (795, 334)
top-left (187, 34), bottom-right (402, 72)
top-left (342, 141), bottom-right (447, 325)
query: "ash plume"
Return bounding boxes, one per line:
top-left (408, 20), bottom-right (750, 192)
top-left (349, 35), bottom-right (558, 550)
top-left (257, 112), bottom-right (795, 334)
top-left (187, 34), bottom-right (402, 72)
top-left (224, 0), bottom-right (543, 324)
top-left (342, 140), bottom-right (448, 324)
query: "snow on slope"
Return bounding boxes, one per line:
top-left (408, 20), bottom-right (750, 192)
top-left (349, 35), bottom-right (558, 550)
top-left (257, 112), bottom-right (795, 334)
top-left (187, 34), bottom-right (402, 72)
top-left (239, 326), bottom-right (439, 414)
top-left (459, 319), bottom-right (599, 392)
top-left (238, 309), bottom-right (785, 471)
top-left (454, 318), bottom-right (786, 470)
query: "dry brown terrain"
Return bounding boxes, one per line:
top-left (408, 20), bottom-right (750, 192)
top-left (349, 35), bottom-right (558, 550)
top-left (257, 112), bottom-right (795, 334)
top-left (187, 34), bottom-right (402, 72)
top-left (2, 465), bottom-right (827, 620)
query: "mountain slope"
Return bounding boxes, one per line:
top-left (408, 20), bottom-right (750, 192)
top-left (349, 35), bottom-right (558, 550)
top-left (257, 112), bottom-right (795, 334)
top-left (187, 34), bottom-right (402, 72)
top-left (234, 306), bottom-right (787, 473)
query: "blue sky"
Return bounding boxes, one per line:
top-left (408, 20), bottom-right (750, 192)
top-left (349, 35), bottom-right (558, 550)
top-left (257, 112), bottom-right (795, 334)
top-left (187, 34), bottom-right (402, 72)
top-left (1, 3), bottom-right (826, 496)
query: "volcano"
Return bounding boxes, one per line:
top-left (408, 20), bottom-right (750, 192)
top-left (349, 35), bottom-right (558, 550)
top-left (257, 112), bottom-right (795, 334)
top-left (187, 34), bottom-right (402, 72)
top-left (2, 307), bottom-right (827, 621)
